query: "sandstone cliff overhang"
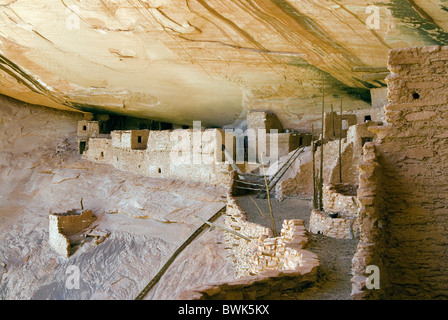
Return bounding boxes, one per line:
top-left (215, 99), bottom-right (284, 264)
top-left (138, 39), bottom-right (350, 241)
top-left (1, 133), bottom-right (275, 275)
top-left (1, 1), bottom-right (448, 129)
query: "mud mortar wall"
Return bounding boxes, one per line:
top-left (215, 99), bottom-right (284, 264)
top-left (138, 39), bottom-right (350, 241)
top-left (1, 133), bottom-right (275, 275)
top-left (247, 111), bottom-right (284, 132)
top-left (370, 45), bottom-right (448, 299)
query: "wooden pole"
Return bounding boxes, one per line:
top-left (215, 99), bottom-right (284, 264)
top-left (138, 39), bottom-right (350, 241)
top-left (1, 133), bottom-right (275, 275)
top-left (260, 153), bottom-right (277, 237)
top-left (339, 99), bottom-right (343, 183)
top-left (311, 125), bottom-right (317, 210)
top-left (331, 104), bottom-right (335, 138)
top-left (319, 93), bottom-right (324, 211)
top-left (194, 214), bottom-right (251, 241)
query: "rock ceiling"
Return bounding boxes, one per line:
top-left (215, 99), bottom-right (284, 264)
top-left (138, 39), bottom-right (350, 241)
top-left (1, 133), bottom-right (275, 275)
top-left (1, 0), bottom-right (448, 130)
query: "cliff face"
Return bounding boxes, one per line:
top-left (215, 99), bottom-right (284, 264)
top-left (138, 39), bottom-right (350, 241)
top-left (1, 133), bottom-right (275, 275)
top-left (1, 1), bottom-right (447, 129)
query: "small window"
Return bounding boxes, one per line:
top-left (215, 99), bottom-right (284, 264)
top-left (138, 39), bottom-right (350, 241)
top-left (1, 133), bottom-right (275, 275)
top-left (412, 92), bottom-right (420, 100)
top-left (100, 151), bottom-right (104, 157)
top-left (158, 168), bottom-right (162, 174)
top-left (83, 125), bottom-right (87, 131)
top-left (138, 136), bottom-right (142, 143)
top-left (362, 137), bottom-right (373, 146)
top-left (364, 115), bottom-right (372, 122)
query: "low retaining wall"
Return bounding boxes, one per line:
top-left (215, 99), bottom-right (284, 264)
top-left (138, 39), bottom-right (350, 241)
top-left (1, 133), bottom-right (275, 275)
top-left (309, 209), bottom-right (359, 240)
top-left (247, 219), bottom-right (311, 276)
top-left (177, 195), bottom-right (319, 300)
top-left (323, 183), bottom-right (359, 218)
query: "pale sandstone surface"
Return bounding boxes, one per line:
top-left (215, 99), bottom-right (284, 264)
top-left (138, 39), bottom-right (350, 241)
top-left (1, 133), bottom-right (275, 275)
top-left (0, 94), bottom-right (233, 299)
top-left (144, 215), bottom-right (234, 300)
top-left (1, 1), bottom-right (448, 130)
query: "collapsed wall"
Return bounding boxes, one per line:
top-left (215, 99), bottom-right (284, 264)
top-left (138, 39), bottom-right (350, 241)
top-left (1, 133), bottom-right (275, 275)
top-left (48, 210), bottom-right (96, 257)
top-left (178, 195), bottom-right (319, 300)
top-left (367, 45), bottom-right (448, 299)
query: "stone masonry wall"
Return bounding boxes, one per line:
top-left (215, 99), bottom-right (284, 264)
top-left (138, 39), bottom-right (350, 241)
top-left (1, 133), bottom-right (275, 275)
top-left (351, 143), bottom-right (387, 299)
top-left (277, 122), bottom-right (375, 198)
top-left (178, 195), bottom-right (319, 300)
top-left (84, 129), bottom-right (233, 187)
top-left (368, 45), bottom-right (448, 299)
top-left (323, 183), bottom-right (359, 217)
top-left (309, 209), bottom-right (359, 240)
top-left (48, 210), bottom-right (95, 257)
top-left (224, 195), bottom-right (273, 278)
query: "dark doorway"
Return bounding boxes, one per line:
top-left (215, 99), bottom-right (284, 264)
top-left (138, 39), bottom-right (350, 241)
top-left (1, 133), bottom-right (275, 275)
top-left (79, 141), bottom-right (87, 154)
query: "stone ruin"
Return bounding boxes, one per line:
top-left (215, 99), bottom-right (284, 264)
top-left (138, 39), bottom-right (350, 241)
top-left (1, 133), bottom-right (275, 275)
top-left (49, 209), bottom-right (110, 258)
top-left (34, 44), bottom-right (448, 299)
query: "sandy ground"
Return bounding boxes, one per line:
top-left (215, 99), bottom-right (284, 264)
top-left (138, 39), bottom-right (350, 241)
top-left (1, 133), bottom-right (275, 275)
top-left (236, 195), bottom-right (358, 300)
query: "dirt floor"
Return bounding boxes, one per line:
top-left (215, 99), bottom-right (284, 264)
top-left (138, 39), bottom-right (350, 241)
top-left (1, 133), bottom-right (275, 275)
top-left (236, 195), bottom-right (359, 300)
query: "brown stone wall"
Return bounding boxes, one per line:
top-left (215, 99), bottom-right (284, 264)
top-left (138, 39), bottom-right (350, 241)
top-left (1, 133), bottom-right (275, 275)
top-left (323, 112), bottom-right (356, 140)
top-left (309, 209), bottom-right (359, 239)
top-left (351, 143), bottom-right (387, 299)
top-left (224, 196), bottom-right (273, 278)
top-left (48, 210), bottom-right (95, 257)
top-left (77, 120), bottom-right (99, 138)
top-left (323, 183), bottom-right (359, 217)
top-left (345, 107), bottom-right (385, 125)
top-left (368, 45), bottom-right (448, 299)
top-left (111, 130), bottom-right (149, 150)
